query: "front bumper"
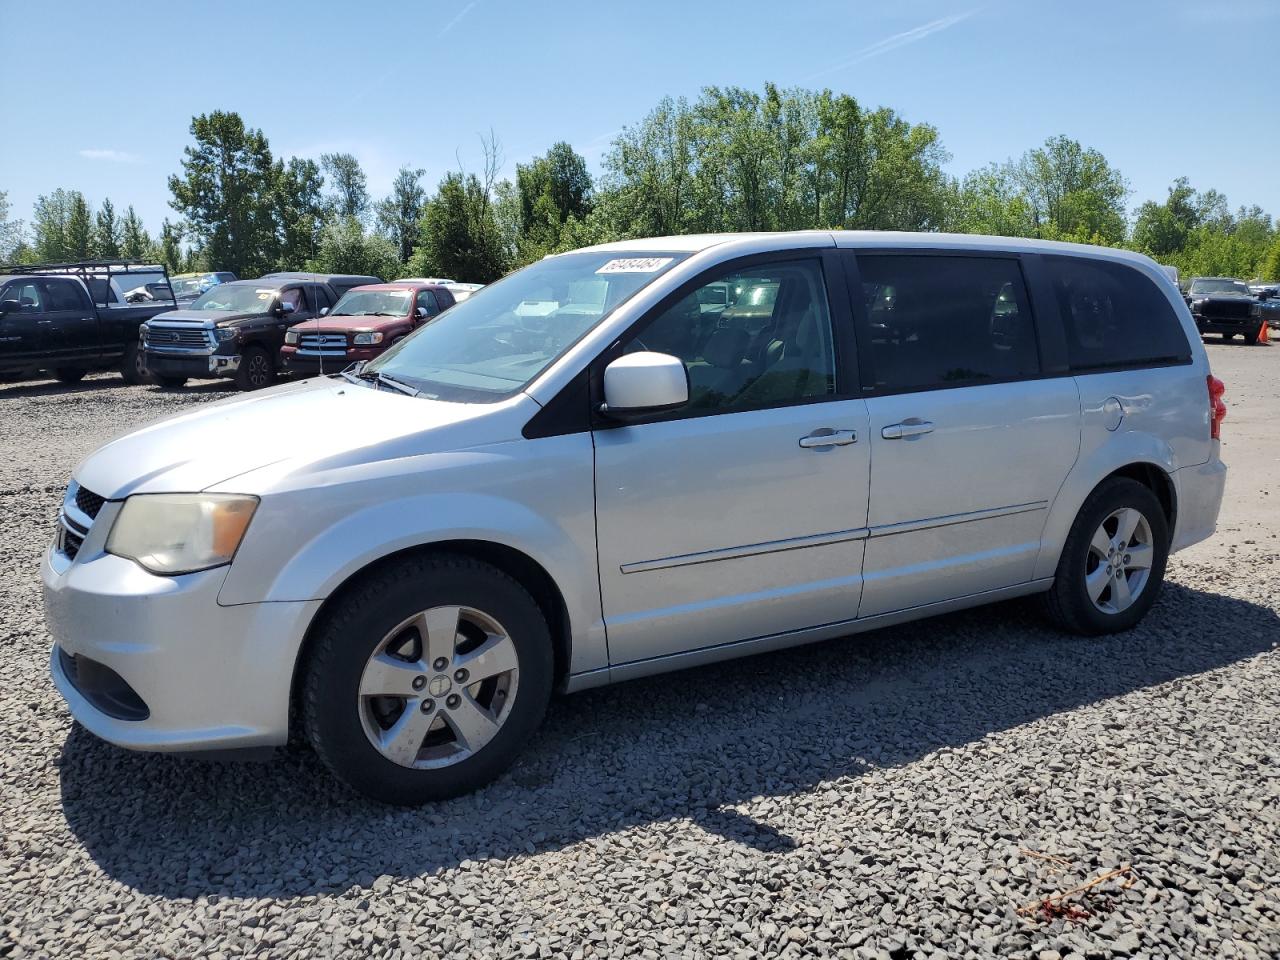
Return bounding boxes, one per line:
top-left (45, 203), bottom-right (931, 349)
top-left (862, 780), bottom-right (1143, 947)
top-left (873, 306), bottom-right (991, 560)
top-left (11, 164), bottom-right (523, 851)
top-left (1194, 317), bottom-right (1260, 336)
top-left (143, 350), bottom-right (241, 380)
top-left (43, 527), bottom-right (320, 752)
top-left (279, 345), bottom-right (384, 377)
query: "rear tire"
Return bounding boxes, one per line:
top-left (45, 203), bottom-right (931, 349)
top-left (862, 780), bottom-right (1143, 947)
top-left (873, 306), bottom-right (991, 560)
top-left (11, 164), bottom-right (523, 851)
top-left (53, 368), bottom-right (86, 384)
top-left (235, 345), bottom-right (274, 391)
top-left (302, 553), bottom-right (553, 805)
top-left (1044, 477), bottom-right (1169, 636)
top-left (120, 342), bottom-right (147, 385)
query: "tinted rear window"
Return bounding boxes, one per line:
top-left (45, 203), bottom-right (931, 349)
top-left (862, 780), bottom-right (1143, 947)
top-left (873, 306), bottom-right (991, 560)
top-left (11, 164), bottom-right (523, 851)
top-left (855, 254), bottom-right (1040, 393)
top-left (1045, 256), bottom-right (1190, 371)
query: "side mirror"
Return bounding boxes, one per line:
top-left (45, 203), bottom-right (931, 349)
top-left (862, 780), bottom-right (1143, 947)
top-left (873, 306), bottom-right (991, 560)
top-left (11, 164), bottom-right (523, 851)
top-left (601, 351), bottom-right (689, 421)
top-left (277, 300), bottom-right (297, 317)
top-left (0, 299), bottom-right (19, 316)
top-left (319, 306), bottom-right (329, 316)
top-left (415, 306), bottom-right (429, 320)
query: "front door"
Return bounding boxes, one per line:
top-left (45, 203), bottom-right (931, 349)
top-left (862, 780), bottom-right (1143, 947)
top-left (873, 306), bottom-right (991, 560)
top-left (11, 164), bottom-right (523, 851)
top-left (593, 254), bottom-right (872, 667)
top-left (42, 278), bottom-right (100, 367)
top-left (848, 252), bottom-right (1081, 617)
top-left (0, 280), bottom-right (50, 372)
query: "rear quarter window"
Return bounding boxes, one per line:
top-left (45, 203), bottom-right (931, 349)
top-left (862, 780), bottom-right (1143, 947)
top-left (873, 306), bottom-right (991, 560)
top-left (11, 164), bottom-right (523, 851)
top-left (1045, 256), bottom-right (1191, 371)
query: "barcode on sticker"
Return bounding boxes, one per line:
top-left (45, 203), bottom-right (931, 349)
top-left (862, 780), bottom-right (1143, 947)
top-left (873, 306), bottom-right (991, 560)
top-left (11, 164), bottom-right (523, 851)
top-left (595, 257), bottom-right (674, 274)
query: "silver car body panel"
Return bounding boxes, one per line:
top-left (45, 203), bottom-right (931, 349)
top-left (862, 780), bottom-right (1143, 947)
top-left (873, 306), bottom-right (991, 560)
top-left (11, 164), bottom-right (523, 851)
top-left (43, 230), bottom-right (1227, 751)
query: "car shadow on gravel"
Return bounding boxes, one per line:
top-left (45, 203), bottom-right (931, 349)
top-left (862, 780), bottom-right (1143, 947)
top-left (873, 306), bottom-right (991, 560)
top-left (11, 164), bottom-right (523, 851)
top-left (58, 581), bottom-right (1278, 898)
top-left (0, 378), bottom-right (236, 399)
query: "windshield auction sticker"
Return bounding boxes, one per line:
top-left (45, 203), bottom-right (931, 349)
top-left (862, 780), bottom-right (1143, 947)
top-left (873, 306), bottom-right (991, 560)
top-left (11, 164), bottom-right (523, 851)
top-left (595, 257), bottom-right (674, 274)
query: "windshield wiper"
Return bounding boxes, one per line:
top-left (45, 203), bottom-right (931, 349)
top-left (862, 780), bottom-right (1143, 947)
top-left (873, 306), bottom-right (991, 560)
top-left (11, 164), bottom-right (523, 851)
top-left (342, 366), bottom-right (420, 397)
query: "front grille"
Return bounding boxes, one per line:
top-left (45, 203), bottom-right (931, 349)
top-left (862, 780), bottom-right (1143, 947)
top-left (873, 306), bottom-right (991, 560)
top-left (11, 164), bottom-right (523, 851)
top-left (1201, 300), bottom-right (1251, 321)
top-left (144, 324), bottom-right (216, 351)
top-left (74, 485), bottom-right (105, 519)
top-left (297, 332), bottom-right (349, 357)
top-left (61, 525), bottom-right (85, 560)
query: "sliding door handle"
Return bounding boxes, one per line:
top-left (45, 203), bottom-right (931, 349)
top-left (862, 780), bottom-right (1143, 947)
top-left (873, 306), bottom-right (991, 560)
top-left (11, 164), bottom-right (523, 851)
top-left (799, 428), bottom-right (857, 449)
top-left (881, 419), bottom-right (934, 440)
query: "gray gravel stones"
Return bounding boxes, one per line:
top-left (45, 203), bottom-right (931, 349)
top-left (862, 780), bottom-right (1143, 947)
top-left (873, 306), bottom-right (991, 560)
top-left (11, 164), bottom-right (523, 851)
top-left (1, 360), bottom-right (1278, 959)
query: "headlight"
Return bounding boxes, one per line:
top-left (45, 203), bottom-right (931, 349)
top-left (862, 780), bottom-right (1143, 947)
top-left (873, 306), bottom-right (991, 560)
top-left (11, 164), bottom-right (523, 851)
top-left (284, 329), bottom-right (299, 345)
top-left (216, 327), bottom-right (237, 341)
top-left (106, 494), bottom-right (258, 575)
top-left (352, 331), bottom-right (384, 345)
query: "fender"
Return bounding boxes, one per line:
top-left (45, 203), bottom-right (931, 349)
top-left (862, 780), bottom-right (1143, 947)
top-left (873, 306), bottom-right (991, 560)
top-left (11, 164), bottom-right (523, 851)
top-left (215, 434), bottom-right (609, 674)
top-left (1032, 428), bottom-right (1177, 581)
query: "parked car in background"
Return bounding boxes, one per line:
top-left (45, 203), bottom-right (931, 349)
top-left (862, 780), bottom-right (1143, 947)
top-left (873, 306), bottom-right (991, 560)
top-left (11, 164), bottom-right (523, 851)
top-left (170, 271), bottom-right (238, 303)
top-left (279, 282), bottom-right (456, 378)
top-left (1185, 277), bottom-right (1265, 343)
top-left (0, 261), bottom-right (176, 384)
top-left (141, 273), bottom-right (380, 390)
top-left (1248, 282), bottom-right (1280, 330)
top-left (44, 231), bottom-right (1226, 804)
top-left (396, 278), bottom-right (484, 301)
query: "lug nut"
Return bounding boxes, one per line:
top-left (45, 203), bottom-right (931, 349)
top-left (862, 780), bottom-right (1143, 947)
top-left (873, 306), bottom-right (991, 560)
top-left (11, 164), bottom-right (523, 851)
top-left (446, 694), bottom-right (461, 709)
top-left (432, 657), bottom-right (448, 670)
top-left (412, 676), bottom-right (426, 691)
top-left (420, 699), bottom-right (434, 713)
top-left (454, 668), bottom-right (469, 683)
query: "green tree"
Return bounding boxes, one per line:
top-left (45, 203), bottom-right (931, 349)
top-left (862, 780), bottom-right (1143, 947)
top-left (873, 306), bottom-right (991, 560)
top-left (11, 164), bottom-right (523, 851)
top-left (94, 198), bottom-right (122, 259)
top-left (375, 166), bottom-right (427, 263)
top-left (306, 216), bottom-right (399, 279)
top-left (32, 188), bottom-right (81, 261)
top-left (64, 192), bottom-right (93, 260)
top-left (0, 190), bottom-right (25, 262)
top-left (321, 152), bottom-right (369, 222)
top-left (412, 172), bottom-right (507, 282)
top-left (168, 111), bottom-right (279, 276)
top-left (273, 157), bottom-right (325, 269)
top-left (120, 206), bottom-right (150, 261)
top-left (154, 220), bottom-right (185, 274)
top-left (1012, 135), bottom-right (1129, 242)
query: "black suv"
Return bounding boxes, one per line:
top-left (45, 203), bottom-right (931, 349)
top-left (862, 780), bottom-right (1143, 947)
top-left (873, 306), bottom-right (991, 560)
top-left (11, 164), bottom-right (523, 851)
top-left (0, 261), bottom-right (177, 385)
top-left (141, 273), bottom-right (381, 390)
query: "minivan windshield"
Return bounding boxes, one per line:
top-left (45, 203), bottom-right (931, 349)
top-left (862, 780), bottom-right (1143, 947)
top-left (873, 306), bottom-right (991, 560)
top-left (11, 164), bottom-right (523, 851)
top-left (365, 251), bottom-right (687, 401)
top-left (331, 289), bottom-right (412, 317)
top-left (190, 284), bottom-right (280, 313)
top-left (1190, 279), bottom-right (1250, 296)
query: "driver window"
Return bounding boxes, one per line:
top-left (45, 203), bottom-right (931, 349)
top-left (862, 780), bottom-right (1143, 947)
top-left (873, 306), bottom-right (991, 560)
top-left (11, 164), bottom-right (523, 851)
top-left (622, 260), bottom-right (837, 413)
top-left (6, 282), bottom-right (45, 313)
top-left (280, 288), bottom-right (308, 313)
top-left (416, 290), bottom-right (440, 316)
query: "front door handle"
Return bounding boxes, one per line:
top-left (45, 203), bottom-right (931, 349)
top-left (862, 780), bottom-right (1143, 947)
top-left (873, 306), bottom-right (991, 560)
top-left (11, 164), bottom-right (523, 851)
top-left (799, 428), bottom-right (857, 449)
top-left (881, 418), bottom-right (934, 440)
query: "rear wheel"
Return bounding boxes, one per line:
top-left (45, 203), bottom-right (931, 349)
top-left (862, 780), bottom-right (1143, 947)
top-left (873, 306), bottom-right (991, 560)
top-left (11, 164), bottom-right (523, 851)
top-left (120, 342), bottom-right (147, 384)
top-left (1044, 477), bottom-right (1169, 635)
top-left (53, 368), bottom-right (86, 384)
top-left (302, 554), bottom-right (553, 804)
top-left (235, 345), bottom-right (274, 391)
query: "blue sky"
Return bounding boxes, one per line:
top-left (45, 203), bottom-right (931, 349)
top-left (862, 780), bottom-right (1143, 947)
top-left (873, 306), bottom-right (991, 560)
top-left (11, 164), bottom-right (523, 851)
top-left (1, 0), bottom-right (1276, 236)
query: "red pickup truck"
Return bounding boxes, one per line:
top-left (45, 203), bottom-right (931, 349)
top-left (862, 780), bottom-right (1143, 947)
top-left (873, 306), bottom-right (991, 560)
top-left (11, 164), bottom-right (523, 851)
top-left (279, 281), bottom-right (456, 377)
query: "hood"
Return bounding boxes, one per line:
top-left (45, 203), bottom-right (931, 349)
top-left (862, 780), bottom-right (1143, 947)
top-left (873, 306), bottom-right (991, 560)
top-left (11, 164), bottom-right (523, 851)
top-left (73, 377), bottom-right (533, 499)
top-left (149, 308), bottom-right (262, 325)
top-left (304, 313), bottom-right (412, 333)
top-left (1190, 291), bottom-right (1252, 301)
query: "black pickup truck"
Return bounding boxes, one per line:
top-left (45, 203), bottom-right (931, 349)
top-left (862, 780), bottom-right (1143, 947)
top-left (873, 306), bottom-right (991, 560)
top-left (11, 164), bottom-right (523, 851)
top-left (1185, 276), bottom-right (1265, 343)
top-left (0, 261), bottom-right (177, 384)
top-left (141, 272), bottom-right (381, 390)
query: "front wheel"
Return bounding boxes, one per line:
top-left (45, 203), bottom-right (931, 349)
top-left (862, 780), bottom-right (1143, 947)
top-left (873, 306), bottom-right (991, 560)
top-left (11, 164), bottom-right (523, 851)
top-left (302, 554), bottom-right (554, 804)
top-left (120, 342), bottom-right (147, 385)
top-left (235, 345), bottom-right (275, 391)
top-left (1044, 477), bottom-right (1169, 635)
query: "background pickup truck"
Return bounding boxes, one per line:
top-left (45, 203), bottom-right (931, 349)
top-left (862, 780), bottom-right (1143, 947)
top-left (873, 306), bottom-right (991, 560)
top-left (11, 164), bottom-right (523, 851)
top-left (0, 261), bottom-right (176, 385)
top-left (141, 272), bottom-right (381, 390)
top-left (1185, 276), bottom-right (1266, 344)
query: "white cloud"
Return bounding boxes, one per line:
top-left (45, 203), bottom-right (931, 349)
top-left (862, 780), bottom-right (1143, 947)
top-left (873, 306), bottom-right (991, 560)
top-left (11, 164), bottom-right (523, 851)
top-left (806, 9), bottom-right (979, 81)
top-left (79, 148), bottom-right (143, 164)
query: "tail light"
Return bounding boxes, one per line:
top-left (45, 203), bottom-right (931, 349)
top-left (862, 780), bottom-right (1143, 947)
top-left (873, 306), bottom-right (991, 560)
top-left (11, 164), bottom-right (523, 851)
top-left (1207, 375), bottom-right (1226, 440)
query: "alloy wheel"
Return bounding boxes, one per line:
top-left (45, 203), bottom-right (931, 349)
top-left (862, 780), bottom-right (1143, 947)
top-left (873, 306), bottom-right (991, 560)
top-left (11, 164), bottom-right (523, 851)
top-left (357, 605), bottom-right (520, 769)
top-left (1084, 507), bottom-right (1154, 614)
top-left (248, 354), bottom-right (271, 387)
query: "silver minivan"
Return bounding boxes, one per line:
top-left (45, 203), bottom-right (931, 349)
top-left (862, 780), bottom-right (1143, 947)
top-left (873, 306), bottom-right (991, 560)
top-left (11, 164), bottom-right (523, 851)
top-left (44, 232), bottom-right (1227, 804)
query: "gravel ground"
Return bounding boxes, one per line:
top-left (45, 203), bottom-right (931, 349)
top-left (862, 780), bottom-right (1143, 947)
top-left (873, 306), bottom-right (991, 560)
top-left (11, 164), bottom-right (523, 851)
top-left (1, 344), bottom-right (1278, 960)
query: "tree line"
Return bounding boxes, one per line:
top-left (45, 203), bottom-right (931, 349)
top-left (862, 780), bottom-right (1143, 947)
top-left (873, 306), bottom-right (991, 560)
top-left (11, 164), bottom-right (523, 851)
top-left (2, 85), bottom-right (1277, 283)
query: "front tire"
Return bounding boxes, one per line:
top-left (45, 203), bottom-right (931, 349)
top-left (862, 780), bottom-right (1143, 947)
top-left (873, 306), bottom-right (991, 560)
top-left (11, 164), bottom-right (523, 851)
top-left (235, 345), bottom-right (275, 391)
top-left (1044, 477), bottom-right (1169, 635)
top-left (302, 554), bottom-right (554, 805)
top-left (120, 342), bottom-right (147, 385)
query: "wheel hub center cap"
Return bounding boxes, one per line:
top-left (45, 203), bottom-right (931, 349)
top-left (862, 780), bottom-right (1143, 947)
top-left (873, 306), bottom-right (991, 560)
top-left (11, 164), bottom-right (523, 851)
top-left (428, 675), bottom-right (452, 697)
